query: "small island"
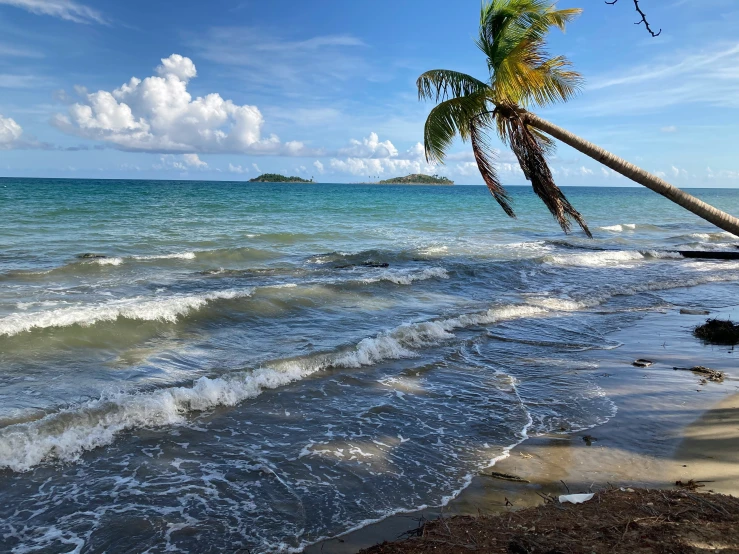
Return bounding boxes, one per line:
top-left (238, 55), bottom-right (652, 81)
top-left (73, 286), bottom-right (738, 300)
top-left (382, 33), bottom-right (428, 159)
top-left (376, 174), bottom-right (454, 185)
top-left (249, 173), bottom-right (313, 183)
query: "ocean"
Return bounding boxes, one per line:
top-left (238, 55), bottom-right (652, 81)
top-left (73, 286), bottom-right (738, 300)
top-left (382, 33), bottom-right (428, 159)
top-left (1, 178), bottom-right (738, 553)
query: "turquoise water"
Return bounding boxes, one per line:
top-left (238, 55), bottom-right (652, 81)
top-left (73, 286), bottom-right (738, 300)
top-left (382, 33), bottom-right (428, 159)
top-left (1, 178), bottom-right (738, 552)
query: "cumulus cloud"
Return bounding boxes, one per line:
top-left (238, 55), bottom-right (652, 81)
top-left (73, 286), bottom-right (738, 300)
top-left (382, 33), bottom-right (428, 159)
top-left (154, 154), bottom-right (208, 171)
top-left (0, 114), bottom-right (23, 148)
top-left (313, 160), bottom-right (324, 173)
top-left (0, 0), bottom-right (106, 24)
top-left (339, 132), bottom-right (398, 158)
top-left (182, 153), bottom-right (207, 168)
top-left (328, 133), bottom-right (438, 176)
top-left (52, 54), bottom-right (315, 156)
top-left (228, 163), bottom-right (247, 174)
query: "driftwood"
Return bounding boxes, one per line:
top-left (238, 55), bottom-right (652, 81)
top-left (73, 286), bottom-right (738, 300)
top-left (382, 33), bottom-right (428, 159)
top-left (679, 251), bottom-right (739, 260)
top-left (673, 366), bottom-right (725, 383)
top-left (485, 471), bottom-right (530, 483)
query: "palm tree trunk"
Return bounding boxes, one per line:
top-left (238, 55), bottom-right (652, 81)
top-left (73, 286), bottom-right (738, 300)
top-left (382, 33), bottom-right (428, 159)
top-left (523, 112), bottom-right (739, 237)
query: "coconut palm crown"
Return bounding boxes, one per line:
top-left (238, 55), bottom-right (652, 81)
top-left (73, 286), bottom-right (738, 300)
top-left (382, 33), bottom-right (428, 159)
top-left (417, 0), bottom-right (592, 237)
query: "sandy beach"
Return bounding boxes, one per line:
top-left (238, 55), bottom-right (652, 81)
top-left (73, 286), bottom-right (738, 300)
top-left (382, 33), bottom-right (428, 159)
top-left (308, 288), bottom-right (739, 553)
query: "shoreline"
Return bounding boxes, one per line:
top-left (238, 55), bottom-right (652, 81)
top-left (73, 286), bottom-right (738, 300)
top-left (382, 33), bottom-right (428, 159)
top-left (306, 295), bottom-right (739, 553)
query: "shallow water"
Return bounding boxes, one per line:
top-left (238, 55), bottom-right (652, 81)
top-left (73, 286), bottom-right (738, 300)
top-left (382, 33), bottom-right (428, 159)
top-left (1, 179), bottom-right (738, 552)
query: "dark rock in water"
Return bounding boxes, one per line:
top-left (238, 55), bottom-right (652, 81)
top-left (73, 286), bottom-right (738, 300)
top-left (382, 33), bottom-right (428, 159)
top-left (78, 253), bottom-right (107, 259)
top-left (361, 262), bottom-right (390, 268)
top-left (632, 359), bottom-right (653, 368)
top-left (680, 308), bottom-right (710, 315)
top-left (582, 435), bottom-right (598, 446)
top-left (694, 319), bottom-right (739, 345)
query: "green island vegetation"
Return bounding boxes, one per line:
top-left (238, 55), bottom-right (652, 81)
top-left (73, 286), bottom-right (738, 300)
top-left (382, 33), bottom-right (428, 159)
top-left (248, 173), bottom-right (313, 183)
top-left (376, 174), bottom-right (454, 185)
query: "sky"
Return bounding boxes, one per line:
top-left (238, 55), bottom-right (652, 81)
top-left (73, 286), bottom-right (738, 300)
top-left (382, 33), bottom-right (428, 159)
top-left (0, 0), bottom-right (738, 186)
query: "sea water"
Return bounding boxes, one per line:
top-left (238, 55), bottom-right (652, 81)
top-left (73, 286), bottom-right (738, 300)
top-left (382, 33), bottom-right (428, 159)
top-left (1, 179), bottom-right (738, 552)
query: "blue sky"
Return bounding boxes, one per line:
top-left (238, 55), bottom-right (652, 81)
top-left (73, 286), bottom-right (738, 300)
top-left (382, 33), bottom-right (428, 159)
top-left (0, 0), bottom-right (738, 186)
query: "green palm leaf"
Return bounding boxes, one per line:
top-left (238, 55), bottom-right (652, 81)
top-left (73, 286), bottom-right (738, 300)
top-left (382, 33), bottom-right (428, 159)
top-left (418, 0), bottom-right (590, 235)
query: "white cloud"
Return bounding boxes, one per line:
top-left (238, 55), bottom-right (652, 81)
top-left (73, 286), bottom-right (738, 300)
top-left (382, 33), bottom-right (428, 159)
top-left (661, 126), bottom-right (678, 133)
top-left (671, 165), bottom-right (689, 178)
top-left (0, 0), bottom-right (106, 24)
top-left (0, 43), bottom-right (43, 58)
top-left (579, 166), bottom-right (594, 176)
top-left (228, 163), bottom-right (247, 174)
top-left (192, 28), bottom-right (368, 93)
top-left (0, 74), bottom-right (48, 88)
top-left (582, 43), bottom-right (739, 115)
top-left (0, 114), bottom-right (23, 148)
top-left (182, 153), bottom-right (207, 168)
top-left (707, 166), bottom-right (739, 179)
top-left (339, 132), bottom-right (398, 158)
top-left (252, 163), bottom-right (261, 173)
top-left (328, 132), bottom-right (440, 177)
top-left (154, 154), bottom-right (208, 171)
top-left (406, 142), bottom-right (426, 161)
top-left (313, 160), bottom-right (324, 173)
top-left (52, 54), bottom-right (315, 156)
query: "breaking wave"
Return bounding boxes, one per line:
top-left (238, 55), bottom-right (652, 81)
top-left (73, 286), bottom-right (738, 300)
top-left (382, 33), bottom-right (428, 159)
top-left (0, 289), bottom-right (254, 337)
top-left (598, 223), bottom-right (636, 232)
top-left (0, 303), bottom-right (545, 471)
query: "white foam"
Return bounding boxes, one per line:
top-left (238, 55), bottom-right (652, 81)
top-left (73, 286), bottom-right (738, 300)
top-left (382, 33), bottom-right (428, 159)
top-left (0, 289), bottom-right (254, 337)
top-left (599, 224), bottom-right (636, 232)
top-left (545, 250), bottom-right (645, 267)
top-left (87, 257), bottom-right (123, 266)
top-left (418, 245), bottom-right (448, 255)
top-left (132, 252), bottom-right (196, 260)
top-left (688, 231), bottom-right (738, 242)
top-left (0, 301), bottom-right (548, 471)
top-left (367, 267), bottom-right (449, 285)
top-left (642, 250), bottom-right (683, 259)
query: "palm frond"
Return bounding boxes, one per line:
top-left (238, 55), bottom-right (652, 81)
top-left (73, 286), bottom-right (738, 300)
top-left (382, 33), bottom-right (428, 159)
top-left (498, 109), bottom-right (591, 236)
top-left (422, 91), bottom-right (492, 163)
top-left (469, 120), bottom-right (515, 217)
top-left (417, 70), bottom-right (489, 103)
top-left (478, 0), bottom-right (582, 106)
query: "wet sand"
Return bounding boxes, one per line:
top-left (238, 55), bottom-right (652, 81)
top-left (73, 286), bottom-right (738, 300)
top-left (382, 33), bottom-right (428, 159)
top-left (306, 300), bottom-right (739, 553)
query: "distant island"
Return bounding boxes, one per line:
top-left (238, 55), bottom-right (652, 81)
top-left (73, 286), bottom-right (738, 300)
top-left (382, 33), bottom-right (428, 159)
top-left (375, 174), bottom-right (454, 185)
top-left (249, 173), bottom-right (313, 183)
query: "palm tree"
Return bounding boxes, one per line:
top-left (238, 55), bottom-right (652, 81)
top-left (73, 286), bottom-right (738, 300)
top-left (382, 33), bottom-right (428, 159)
top-left (418, 0), bottom-right (739, 237)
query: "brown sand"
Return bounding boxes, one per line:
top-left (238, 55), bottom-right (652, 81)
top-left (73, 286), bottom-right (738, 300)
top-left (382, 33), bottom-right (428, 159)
top-left (306, 299), bottom-right (739, 553)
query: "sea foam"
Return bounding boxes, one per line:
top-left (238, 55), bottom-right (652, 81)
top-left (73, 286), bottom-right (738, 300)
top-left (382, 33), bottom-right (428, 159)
top-left (0, 289), bottom-right (254, 337)
top-left (598, 223), bottom-right (637, 232)
top-left (0, 302), bottom-right (547, 471)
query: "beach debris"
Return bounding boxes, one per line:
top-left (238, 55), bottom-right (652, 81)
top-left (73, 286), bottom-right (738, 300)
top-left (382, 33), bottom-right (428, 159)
top-left (619, 488), bottom-right (635, 493)
top-left (680, 308), bottom-right (710, 315)
top-left (358, 489), bottom-right (739, 554)
top-left (673, 365), bottom-right (725, 383)
top-left (582, 435), bottom-right (598, 446)
top-left (632, 359), bottom-right (653, 367)
top-left (519, 452), bottom-right (533, 459)
top-left (559, 493), bottom-right (594, 504)
top-left (78, 253), bottom-right (107, 259)
top-left (486, 471), bottom-right (530, 483)
top-left (694, 318), bottom-right (739, 345)
top-left (675, 479), bottom-right (714, 491)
